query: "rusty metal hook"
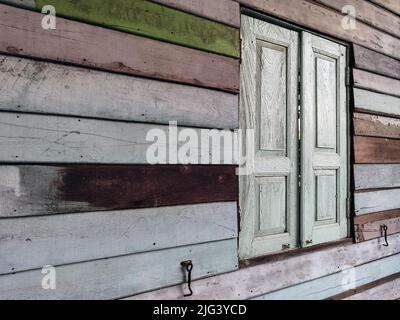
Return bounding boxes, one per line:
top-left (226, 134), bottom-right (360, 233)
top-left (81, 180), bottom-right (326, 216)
top-left (381, 224), bottom-right (389, 246)
top-left (181, 260), bottom-right (193, 297)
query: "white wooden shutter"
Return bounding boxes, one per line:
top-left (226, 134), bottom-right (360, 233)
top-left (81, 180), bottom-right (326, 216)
top-left (239, 16), bottom-right (299, 258)
top-left (300, 32), bottom-right (348, 246)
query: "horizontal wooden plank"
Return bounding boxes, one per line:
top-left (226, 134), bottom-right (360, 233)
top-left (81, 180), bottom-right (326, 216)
top-left (0, 55), bottom-right (238, 129)
top-left (314, 0), bottom-right (400, 39)
top-left (353, 45), bottom-right (400, 80)
top-left (127, 234), bottom-right (400, 300)
top-left (354, 136), bottom-right (400, 163)
top-left (0, 202), bottom-right (237, 274)
top-left (354, 113), bottom-right (400, 139)
top-left (354, 164), bottom-right (400, 190)
top-left (344, 274), bottom-right (400, 300)
top-left (0, 238), bottom-right (238, 299)
top-left (0, 112), bottom-right (236, 163)
top-left (355, 213), bottom-right (400, 242)
top-left (254, 254), bottom-right (400, 300)
top-left (0, 165), bottom-right (238, 217)
top-left (235, 0), bottom-right (400, 59)
top-left (0, 4), bottom-right (239, 92)
top-left (354, 89), bottom-right (400, 118)
top-left (370, 0), bottom-right (400, 15)
top-left (354, 209), bottom-right (400, 225)
top-left (151, 0), bottom-right (240, 27)
top-left (355, 189), bottom-right (400, 215)
top-left (354, 69), bottom-right (400, 98)
top-left (31, 0), bottom-right (240, 58)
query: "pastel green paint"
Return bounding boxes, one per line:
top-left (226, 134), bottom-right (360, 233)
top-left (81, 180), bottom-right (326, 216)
top-left (34, 0), bottom-right (240, 58)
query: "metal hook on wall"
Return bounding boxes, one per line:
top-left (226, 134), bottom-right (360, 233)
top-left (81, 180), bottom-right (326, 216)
top-left (181, 260), bottom-right (193, 297)
top-left (381, 224), bottom-right (389, 247)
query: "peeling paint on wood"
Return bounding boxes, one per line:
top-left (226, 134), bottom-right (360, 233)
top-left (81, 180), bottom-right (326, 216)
top-left (0, 4), bottom-right (239, 92)
top-left (354, 112), bottom-right (400, 139)
top-left (0, 165), bottom-right (238, 217)
top-left (0, 55), bottom-right (238, 129)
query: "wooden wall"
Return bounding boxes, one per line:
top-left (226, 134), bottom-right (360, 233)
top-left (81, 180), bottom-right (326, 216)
top-left (0, 0), bottom-right (240, 299)
top-left (126, 0), bottom-right (400, 300)
top-left (1, 0), bottom-right (399, 300)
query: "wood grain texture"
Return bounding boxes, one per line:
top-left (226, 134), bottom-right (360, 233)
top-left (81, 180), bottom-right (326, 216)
top-left (354, 89), bottom-right (400, 118)
top-left (354, 209), bottom-right (400, 225)
top-left (329, 272), bottom-right (400, 300)
top-left (127, 234), bottom-right (400, 300)
top-left (344, 275), bottom-right (400, 300)
top-left (239, 16), bottom-right (299, 257)
top-left (355, 212), bottom-right (400, 242)
top-left (355, 189), bottom-right (400, 215)
top-left (0, 55), bottom-right (238, 129)
top-left (0, 4), bottom-right (239, 92)
top-left (354, 113), bottom-right (400, 139)
top-left (354, 164), bottom-right (400, 190)
top-left (353, 45), bottom-right (400, 80)
top-left (354, 69), bottom-right (400, 98)
top-left (0, 112), bottom-right (236, 164)
top-left (0, 238), bottom-right (238, 300)
top-left (354, 136), bottom-right (400, 163)
top-left (234, 0), bottom-right (400, 59)
top-left (370, 0), bottom-right (400, 15)
top-left (151, 0), bottom-right (240, 28)
top-left (254, 254), bottom-right (400, 300)
top-left (314, 0), bottom-right (400, 38)
top-left (0, 202), bottom-right (237, 274)
top-left (30, 0), bottom-right (240, 58)
top-left (0, 165), bottom-right (238, 217)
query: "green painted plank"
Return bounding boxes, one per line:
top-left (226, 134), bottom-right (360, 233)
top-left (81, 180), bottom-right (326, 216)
top-left (29, 0), bottom-right (240, 58)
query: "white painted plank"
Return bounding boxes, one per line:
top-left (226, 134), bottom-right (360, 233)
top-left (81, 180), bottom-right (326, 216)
top-left (127, 234), bottom-right (400, 300)
top-left (0, 202), bottom-right (237, 275)
top-left (0, 239), bottom-right (238, 300)
top-left (345, 277), bottom-right (400, 300)
top-left (0, 55), bottom-right (238, 129)
top-left (354, 164), bottom-right (400, 190)
top-left (0, 111), bottom-right (235, 164)
top-left (355, 189), bottom-right (400, 215)
top-left (254, 254), bottom-right (400, 300)
top-left (354, 89), bottom-right (400, 117)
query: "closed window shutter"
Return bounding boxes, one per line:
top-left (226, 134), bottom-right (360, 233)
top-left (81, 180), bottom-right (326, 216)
top-left (300, 32), bottom-right (348, 246)
top-left (239, 16), bottom-right (299, 258)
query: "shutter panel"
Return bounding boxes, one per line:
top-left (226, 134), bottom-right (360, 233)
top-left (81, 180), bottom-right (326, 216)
top-left (300, 32), bottom-right (348, 247)
top-left (239, 16), bottom-right (299, 258)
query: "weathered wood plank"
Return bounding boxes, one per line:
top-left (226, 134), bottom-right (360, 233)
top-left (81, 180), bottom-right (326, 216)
top-left (151, 0), bottom-right (240, 28)
top-left (354, 209), bottom-right (400, 225)
top-left (234, 0), bottom-right (400, 59)
top-left (344, 275), bottom-right (400, 300)
top-left (354, 113), bottom-right (400, 139)
top-left (354, 136), bottom-right (400, 163)
top-left (354, 69), bottom-right (400, 98)
top-left (355, 189), bottom-right (400, 215)
top-left (254, 254), bottom-right (400, 300)
top-left (354, 89), bottom-right (400, 118)
top-left (0, 112), bottom-right (236, 164)
top-left (353, 45), bottom-right (400, 80)
top-left (355, 212), bottom-right (400, 242)
top-left (354, 164), bottom-right (400, 190)
top-left (370, 0), bottom-right (400, 15)
top-left (0, 55), bottom-right (238, 129)
top-left (0, 239), bottom-right (238, 300)
top-left (0, 202), bottom-right (237, 274)
top-left (0, 165), bottom-right (238, 217)
top-left (314, 0), bottom-right (400, 39)
top-left (127, 234), bottom-right (400, 300)
top-left (29, 0), bottom-right (240, 58)
top-left (0, 4), bottom-right (239, 92)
